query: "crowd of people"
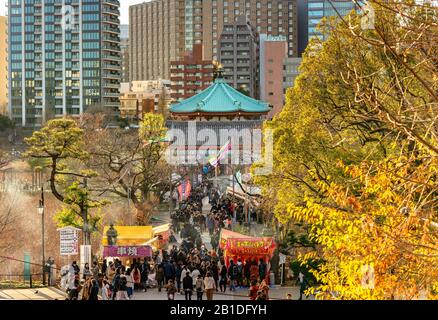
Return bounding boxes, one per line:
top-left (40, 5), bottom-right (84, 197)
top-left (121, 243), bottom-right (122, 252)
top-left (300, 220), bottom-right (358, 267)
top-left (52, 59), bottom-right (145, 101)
top-left (62, 181), bottom-right (273, 301)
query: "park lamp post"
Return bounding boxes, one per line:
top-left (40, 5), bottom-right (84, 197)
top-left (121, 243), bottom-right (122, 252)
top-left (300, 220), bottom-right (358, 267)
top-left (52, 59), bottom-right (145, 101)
top-left (37, 191), bottom-right (46, 286)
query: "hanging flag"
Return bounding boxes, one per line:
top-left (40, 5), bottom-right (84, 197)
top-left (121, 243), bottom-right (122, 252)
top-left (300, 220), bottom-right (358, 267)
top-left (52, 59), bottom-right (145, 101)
top-left (178, 180), bottom-right (192, 201)
top-left (209, 140), bottom-right (232, 168)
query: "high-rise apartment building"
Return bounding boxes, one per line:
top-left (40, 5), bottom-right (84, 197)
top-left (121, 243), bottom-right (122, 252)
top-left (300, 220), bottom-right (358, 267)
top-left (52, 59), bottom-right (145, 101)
top-left (0, 16), bottom-right (7, 115)
top-left (218, 15), bottom-right (259, 98)
top-left (129, 0), bottom-right (181, 81)
top-left (170, 44), bottom-right (214, 102)
top-left (8, 0), bottom-right (121, 128)
top-left (307, 0), bottom-right (357, 40)
top-left (120, 24), bottom-right (129, 83)
top-left (130, 0), bottom-right (297, 81)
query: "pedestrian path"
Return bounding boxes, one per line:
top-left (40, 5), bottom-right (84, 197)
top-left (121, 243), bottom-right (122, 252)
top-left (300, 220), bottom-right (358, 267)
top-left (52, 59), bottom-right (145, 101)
top-left (131, 285), bottom-right (313, 301)
top-left (0, 287), bottom-right (67, 300)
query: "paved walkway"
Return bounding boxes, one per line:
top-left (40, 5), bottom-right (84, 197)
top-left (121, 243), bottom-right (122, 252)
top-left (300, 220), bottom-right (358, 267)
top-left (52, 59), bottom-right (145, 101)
top-left (0, 287), bottom-right (67, 300)
top-left (131, 285), bottom-right (313, 301)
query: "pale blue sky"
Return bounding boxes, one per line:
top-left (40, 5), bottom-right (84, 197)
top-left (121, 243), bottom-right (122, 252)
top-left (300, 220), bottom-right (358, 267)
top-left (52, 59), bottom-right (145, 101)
top-left (0, 0), bottom-right (148, 24)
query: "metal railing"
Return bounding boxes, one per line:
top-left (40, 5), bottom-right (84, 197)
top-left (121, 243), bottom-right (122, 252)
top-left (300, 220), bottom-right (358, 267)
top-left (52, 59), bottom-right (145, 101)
top-left (0, 256), bottom-right (60, 289)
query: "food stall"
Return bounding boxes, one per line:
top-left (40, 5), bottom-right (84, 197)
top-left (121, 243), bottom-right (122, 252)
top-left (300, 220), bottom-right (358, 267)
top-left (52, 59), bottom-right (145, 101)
top-left (102, 224), bottom-right (172, 262)
top-left (102, 226), bottom-right (154, 263)
top-left (220, 229), bottom-right (276, 267)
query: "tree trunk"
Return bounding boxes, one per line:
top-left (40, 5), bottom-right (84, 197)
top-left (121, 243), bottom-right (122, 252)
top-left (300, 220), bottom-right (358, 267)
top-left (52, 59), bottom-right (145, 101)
top-left (134, 201), bottom-right (156, 225)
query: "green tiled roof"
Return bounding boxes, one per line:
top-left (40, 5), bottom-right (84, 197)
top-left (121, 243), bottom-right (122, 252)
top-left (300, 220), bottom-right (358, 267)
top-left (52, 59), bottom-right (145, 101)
top-left (170, 78), bottom-right (270, 114)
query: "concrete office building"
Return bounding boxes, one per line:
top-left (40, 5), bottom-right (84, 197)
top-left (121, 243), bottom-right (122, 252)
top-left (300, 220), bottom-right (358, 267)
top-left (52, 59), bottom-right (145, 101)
top-left (8, 0), bottom-right (121, 128)
top-left (218, 15), bottom-right (259, 99)
top-left (283, 56), bottom-right (302, 92)
top-left (259, 34), bottom-right (288, 117)
top-left (129, 0), bottom-right (297, 81)
top-left (170, 44), bottom-right (215, 102)
top-left (0, 16), bottom-right (7, 115)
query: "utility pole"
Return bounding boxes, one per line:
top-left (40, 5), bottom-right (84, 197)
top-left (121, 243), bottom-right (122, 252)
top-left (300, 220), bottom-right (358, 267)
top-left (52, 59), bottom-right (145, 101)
top-left (82, 177), bottom-right (89, 245)
top-left (127, 170), bottom-right (132, 225)
top-left (39, 187), bottom-right (46, 285)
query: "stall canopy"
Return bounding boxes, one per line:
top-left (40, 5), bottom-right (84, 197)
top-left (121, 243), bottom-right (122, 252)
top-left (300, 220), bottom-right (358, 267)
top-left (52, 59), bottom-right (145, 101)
top-left (102, 226), bottom-right (153, 246)
top-left (102, 225), bottom-right (171, 257)
top-left (220, 229), bottom-right (276, 264)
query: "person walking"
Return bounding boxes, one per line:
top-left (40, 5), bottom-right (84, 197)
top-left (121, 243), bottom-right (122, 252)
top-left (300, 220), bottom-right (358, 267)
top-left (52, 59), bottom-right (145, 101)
top-left (91, 261), bottom-right (100, 281)
top-left (116, 274), bottom-right (129, 300)
top-left (111, 268), bottom-right (121, 300)
top-left (107, 262), bottom-right (116, 285)
top-left (83, 263), bottom-right (92, 280)
top-left (219, 264), bottom-right (227, 293)
top-left (133, 265), bottom-right (141, 291)
top-left (248, 280), bottom-right (259, 300)
top-left (89, 279), bottom-right (100, 300)
top-left (259, 259), bottom-right (267, 283)
top-left (258, 280), bottom-right (270, 300)
top-left (81, 277), bottom-right (92, 300)
top-left (211, 262), bottom-right (219, 292)
top-left (101, 279), bottom-right (111, 300)
top-left (236, 259), bottom-right (244, 288)
top-left (228, 260), bottom-right (238, 292)
top-left (125, 268), bottom-right (134, 299)
top-left (166, 279), bottom-right (177, 300)
top-left (182, 271), bottom-right (193, 300)
top-left (164, 260), bottom-right (176, 286)
top-left (141, 259), bottom-right (150, 292)
top-left (297, 271), bottom-right (308, 300)
top-left (191, 266), bottom-right (201, 286)
top-left (175, 263), bottom-right (182, 293)
top-left (101, 259), bottom-right (107, 277)
top-left (156, 263), bottom-right (165, 292)
top-left (204, 272), bottom-right (216, 301)
top-left (195, 275), bottom-right (205, 300)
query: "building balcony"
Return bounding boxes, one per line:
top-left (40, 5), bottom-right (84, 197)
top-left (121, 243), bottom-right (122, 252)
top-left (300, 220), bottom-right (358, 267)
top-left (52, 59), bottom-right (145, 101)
top-left (102, 45), bottom-right (121, 53)
top-left (102, 35), bottom-right (120, 44)
top-left (103, 92), bottom-right (120, 98)
top-left (102, 54), bottom-right (121, 62)
top-left (102, 16), bottom-right (120, 25)
top-left (103, 6), bottom-right (120, 17)
top-left (103, 63), bottom-right (122, 71)
top-left (103, 72), bottom-right (120, 79)
top-left (102, 25), bottom-right (120, 34)
top-left (103, 0), bottom-right (120, 7)
top-left (105, 83), bottom-right (120, 90)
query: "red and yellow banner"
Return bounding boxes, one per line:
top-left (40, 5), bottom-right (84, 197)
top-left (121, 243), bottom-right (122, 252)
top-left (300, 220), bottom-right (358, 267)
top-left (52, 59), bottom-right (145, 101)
top-left (220, 229), bottom-right (276, 257)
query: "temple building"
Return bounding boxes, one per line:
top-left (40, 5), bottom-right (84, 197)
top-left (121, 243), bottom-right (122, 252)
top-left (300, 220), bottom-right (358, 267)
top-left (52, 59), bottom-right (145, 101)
top-left (167, 73), bottom-right (270, 179)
